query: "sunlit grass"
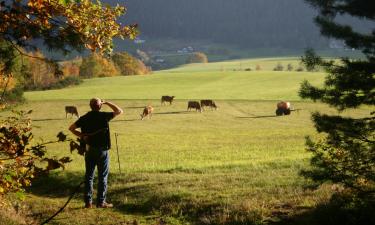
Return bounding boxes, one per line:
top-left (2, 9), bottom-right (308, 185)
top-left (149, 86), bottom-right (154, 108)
top-left (2, 58), bottom-right (370, 224)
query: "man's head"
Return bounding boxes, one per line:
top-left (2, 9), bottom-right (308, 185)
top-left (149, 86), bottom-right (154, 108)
top-left (90, 98), bottom-right (102, 111)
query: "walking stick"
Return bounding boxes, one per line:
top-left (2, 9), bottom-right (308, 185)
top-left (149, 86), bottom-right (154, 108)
top-left (115, 133), bottom-right (122, 174)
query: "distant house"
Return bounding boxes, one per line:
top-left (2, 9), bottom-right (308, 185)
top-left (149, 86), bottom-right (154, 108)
top-left (329, 39), bottom-right (345, 49)
top-left (155, 58), bottom-right (165, 63)
top-left (134, 37), bottom-right (146, 44)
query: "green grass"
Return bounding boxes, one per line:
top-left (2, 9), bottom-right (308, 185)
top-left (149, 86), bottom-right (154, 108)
top-left (25, 57), bottom-right (325, 101)
top-left (2, 58), bottom-right (371, 224)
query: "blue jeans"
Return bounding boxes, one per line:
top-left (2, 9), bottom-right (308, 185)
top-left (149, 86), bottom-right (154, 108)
top-left (84, 147), bottom-right (109, 204)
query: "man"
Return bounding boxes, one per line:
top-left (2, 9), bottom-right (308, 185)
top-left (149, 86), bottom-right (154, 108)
top-left (69, 98), bottom-right (123, 208)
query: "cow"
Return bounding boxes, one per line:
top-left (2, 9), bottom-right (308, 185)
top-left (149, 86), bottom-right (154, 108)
top-left (187, 101), bottom-right (202, 112)
top-left (161, 96), bottom-right (175, 105)
top-left (65, 106), bottom-right (79, 118)
top-left (200, 99), bottom-right (217, 110)
top-left (140, 106), bottom-right (154, 120)
top-left (275, 101), bottom-right (291, 116)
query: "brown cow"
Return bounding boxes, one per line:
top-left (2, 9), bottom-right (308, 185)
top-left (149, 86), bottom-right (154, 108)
top-left (276, 101), bottom-right (291, 116)
top-left (161, 96), bottom-right (175, 105)
top-left (140, 106), bottom-right (154, 120)
top-left (65, 106), bottom-right (79, 118)
top-left (187, 101), bottom-right (202, 112)
top-left (200, 99), bottom-right (217, 110)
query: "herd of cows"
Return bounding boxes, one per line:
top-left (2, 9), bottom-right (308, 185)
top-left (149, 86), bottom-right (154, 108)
top-left (65, 96), bottom-right (292, 120)
top-left (64, 95), bottom-right (219, 120)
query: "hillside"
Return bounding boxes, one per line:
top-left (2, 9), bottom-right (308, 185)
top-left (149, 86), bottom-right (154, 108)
top-left (25, 58), bottom-right (325, 101)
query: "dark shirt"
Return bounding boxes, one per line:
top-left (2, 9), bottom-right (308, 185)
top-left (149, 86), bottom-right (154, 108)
top-left (75, 111), bottom-right (114, 150)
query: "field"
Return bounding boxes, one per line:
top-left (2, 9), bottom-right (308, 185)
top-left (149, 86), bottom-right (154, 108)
top-left (2, 58), bottom-right (370, 225)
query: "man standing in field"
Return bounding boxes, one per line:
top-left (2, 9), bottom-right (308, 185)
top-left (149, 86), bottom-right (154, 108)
top-left (69, 98), bottom-right (123, 208)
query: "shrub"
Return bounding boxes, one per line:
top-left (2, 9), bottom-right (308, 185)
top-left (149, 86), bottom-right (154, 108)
top-left (112, 52), bottom-right (150, 75)
top-left (186, 52), bottom-right (208, 64)
top-left (273, 63), bottom-right (284, 71)
top-left (0, 111), bottom-right (72, 198)
top-left (296, 66), bottom-right (304, 72)
top-left (287, 64), bottom-right (293, 71)
top-left (79, 53), bottom-right (119, 78)
top-left (61, 61), bottom-right (80, 77)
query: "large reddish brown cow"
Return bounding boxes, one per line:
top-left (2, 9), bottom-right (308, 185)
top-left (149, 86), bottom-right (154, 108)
top-left (187, 101), bottom-right (202, 112)
top-left (140, 106), bottom-right (154, 120)
top-left (65, 106), bottom-right (79, 118)
top-left (275, 101), bottom-right (291, 116)
top-left (161, 96), bottom-right (175, 105)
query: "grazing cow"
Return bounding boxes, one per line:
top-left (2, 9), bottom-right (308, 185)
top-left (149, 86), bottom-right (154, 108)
top-left (187, 101), bottom-right (202, 112)
top-left (200, 99), bottom-right (217, 110)
top-left (140, 106), bottom-right (154, 120)
top-left (275, 101), bottom-right (291, 116)
top-left (65, 106), bottom-right (79, 118)
top-left (161, 96), bottom-right (175, 105)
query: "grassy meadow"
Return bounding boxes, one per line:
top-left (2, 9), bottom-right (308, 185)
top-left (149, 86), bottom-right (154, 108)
top-left (1, 57), bottom-right (371, 225)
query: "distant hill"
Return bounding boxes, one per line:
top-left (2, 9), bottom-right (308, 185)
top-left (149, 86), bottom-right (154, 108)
top-left (107, 0), bottom-right (326, 49)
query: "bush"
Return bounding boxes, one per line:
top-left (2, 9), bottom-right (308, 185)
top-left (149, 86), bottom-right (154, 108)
top-left (79, 53), bottom-right (119, 78)
top-left (61, 61), bottom-right (80, 77)
top-left (1, 84), bottom-right (24, 103)
top-left (273, 62), bottom-right (284, 71)
top-left (0, 111), bottom-right (72, 198)
top-left (186, 52), bottom-right (208, 64)
top-left (112, 52), bottom-right (150, 75)
top-left (287, 63), bottom-right (293, 71)
top-left (296, 66), bottom-right (304, 72)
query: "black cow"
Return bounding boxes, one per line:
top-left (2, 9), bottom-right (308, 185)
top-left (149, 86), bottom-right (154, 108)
top-left (187, 101), bottom-right (202, 112)
top-left (161, 96), bottom-right (175, 105)
top-left (200, 100), bottom-right (217, 110)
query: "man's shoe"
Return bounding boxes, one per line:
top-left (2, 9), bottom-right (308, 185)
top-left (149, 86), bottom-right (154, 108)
top-left (85, 202), bottom-right (93, 208)
top-left (97, 202), bottom-right (113, 208)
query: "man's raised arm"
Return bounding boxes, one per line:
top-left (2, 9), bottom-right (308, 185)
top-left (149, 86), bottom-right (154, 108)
top-left (102, 100), bottom-right (123, 117)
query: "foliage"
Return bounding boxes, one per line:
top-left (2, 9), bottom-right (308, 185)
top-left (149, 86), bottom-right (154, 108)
top-left (61, 61), bottom-right (81, 77)
top-left (301, 48), bottom-right (322, 72)
top-left (296, 66), bottom-right (304, 72)
top-left (25, 76), bottom-right (82, 91)
top-left (112, 52), bottom-right (150, 76)
top-left (186, 52), bottom-right (208, 64)
top-left (0, 111), bottom-right (73, 198)
top-left (273, 62), bottom-right (284, 71)
top-left (0, 0), bottom-right (137, 55)
top-left (300, 0), bottom-right (375, 198)
top-left (79, 53), bottom-right (119, 78)
top-left (0, 0), bottom-right (138, 103)
top-left (0, 41), bottom-right (26, 103)
top-left (287, 63), bottom-right (293, 71)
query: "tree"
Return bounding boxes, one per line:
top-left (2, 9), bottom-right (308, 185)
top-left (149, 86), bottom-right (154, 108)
top-left (301, 48), bottom-right (322, 71)
top-left (186, 52), bottom-right (208, 64)
top-left (79, 53), bottom-right (119, 78)
top-left (299, 0), bottom-right (375, 201)
top-left (112, 52), bottom-right (150, 75)
top-left (0, 0), bottom-right (138, 102)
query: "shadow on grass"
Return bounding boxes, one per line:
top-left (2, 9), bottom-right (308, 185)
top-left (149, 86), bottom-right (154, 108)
top-left (154, 111), bottom-right (191, 115)
top-left (236, 115), bottom-right (278, 119)
top-left (30, 172), bottom-right (375, 225)
top-left (28, 171), bottom-right (84, 198)
top-left (271, 194), bottom-right (375, 225)
top-left (112, 119), bottom-right (140, 122)
top-left (33, 118), bottom-right (68, 122)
